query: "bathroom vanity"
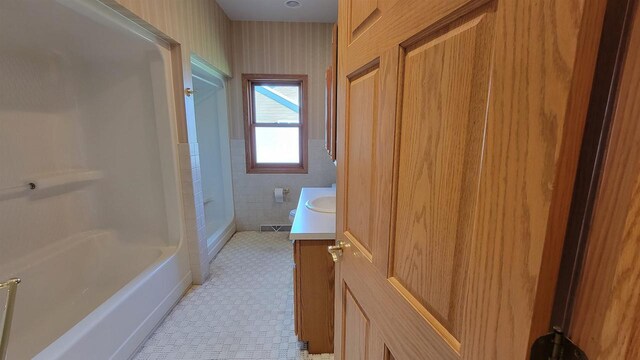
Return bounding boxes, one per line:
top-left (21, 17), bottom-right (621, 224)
top-left (290, 187), bottom-right (336, 354)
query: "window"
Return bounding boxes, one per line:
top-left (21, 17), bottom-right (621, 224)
top-left (242, 74), bottom-right (308, 174)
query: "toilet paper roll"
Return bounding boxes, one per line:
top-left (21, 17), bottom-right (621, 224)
top-left (274, 188), bottom-right (284, 203)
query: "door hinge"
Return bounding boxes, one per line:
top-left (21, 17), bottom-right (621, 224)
top-left (530, 326), bottom-right (588, 360)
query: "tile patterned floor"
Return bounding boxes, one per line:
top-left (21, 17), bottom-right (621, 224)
top-left (132, 231), bottom-right (334, 360)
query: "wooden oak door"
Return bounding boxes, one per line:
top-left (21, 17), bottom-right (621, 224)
top-left (569, 2), bottom-right (640, 358)
top-left (334, 0), bottom-right (607, 359)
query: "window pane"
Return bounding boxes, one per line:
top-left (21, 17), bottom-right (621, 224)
top-left (254, 85), bottom-right (300, 124)
top-left (255, 127), bottom-right (300, 164)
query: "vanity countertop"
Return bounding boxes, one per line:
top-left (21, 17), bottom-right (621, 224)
top-left (289, 187), bottom-right (336, 241)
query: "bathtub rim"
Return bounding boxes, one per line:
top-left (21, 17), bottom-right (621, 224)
top-left (32, 246), bottom-right (191, 360)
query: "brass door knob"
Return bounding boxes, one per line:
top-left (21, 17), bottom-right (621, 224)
top-left (328, 241), bottom-right (346, 262)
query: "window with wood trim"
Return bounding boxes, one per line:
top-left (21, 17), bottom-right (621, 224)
top-left (242, 74), bottom-right (308, 174)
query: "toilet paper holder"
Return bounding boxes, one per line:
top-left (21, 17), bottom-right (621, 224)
top-left (274, 187), bottom-right (290, 203)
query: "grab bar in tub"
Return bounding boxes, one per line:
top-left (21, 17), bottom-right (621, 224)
top-left (0, 278), bottom-right (20, 360)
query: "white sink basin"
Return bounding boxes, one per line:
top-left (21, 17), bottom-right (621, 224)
top-left (305, 195), bottom-right (336, 213)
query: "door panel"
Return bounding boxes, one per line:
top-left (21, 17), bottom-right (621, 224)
top-left (343, 0), bottom-right (488, 73)
top-left (339, 236), bottom-right (460, 359)
top-left (345, 67), bottom-right (379, 256)
top-left (348, 0), bottom-right (379, 40)
top-left (391, 12), bottom-right (493, 342)
top-left (343, 287), bottom-right (371, 360)
top-left (342, 53), bottom-right (397, 272)
top-left (335, 0), bottom-right (606, 359)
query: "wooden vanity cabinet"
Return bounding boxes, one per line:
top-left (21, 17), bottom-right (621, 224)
top-left (292, 239), bottom-right (335, 354)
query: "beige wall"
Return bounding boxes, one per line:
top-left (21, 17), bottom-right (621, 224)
top-left (228, 21), bottom-right (336, 231)
top-left (229, 21), bottom-right (333, 139)
top-left (108, 0), bottom-right (233, 76)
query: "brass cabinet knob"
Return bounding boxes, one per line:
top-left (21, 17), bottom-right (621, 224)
top-left (185, 87), bottom-right (197, 96)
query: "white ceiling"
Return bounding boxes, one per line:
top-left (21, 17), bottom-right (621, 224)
top-left (216, 0), bottom-right (337, 23)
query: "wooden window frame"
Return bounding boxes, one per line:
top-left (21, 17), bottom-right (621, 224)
top-left (242, 74), bottom-right (308, 174)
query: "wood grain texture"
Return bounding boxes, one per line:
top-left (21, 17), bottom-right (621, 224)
top-left (335, 0), bottom-right (607, 358)
top-left (526, 0), bottom-right (609, 346)
top-left (349, 0), bottom-right (379, 40)
top-left (367, 325), bottom-right (387, 360)
top-left (464, 0), bottom-right (606, 355)
top-left (391, 13), bottom-right (492, 341)
top-left (345, 68), bottom-right (378, 254)
top-left (338, 234), bottom-right (460, 359)
top-left (385, 349), bottom-right (396, 360)
top-left (550, 0), bottom-right (636, 329)
top-left (107, 0), bottom-right (232, 76)
top-left (570, 3), bottom-right (640, 358)
top-left (294, 240), bottom-right (335, 354)
top-left (342, 51), bottom-right (399, 273)
top-left (229, 22), bottom-right (332, 140)
top-left (343, 287), bottom-right (370, 360)
top-left (341, 0), bottom-right (487, 75)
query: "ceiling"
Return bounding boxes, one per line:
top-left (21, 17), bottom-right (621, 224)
top-left (216, 0), bottom-right (337, 23)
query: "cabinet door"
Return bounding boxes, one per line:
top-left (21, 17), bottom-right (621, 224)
top-left (294, 240), bottom-right (335, 354)
top-left (334, 0), bottom-right (606, 359)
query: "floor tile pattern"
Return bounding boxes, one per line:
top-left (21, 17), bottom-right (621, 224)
top-left (132, 231), bottom-right (334, 360)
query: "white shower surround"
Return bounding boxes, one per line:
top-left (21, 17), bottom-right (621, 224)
top-left (0, 1), bottom-right (191, 359)
top-left (191, 59), bottom-right (236, 261)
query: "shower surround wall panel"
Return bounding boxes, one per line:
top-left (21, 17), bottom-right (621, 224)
top-left (0, 1), bottom-right (189, 359)
top-left (106, 0), bottom-right (235, 283)
top-left (192, 68), bottom-right (235, 256)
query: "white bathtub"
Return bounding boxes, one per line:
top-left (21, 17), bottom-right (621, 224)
top-left (1, 231), bottom-right (189, 360)
top-left (0, 0), bottom-right (192, 359)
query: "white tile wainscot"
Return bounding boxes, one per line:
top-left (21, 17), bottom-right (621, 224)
top-left (230, 139), bottom-right (337, 231)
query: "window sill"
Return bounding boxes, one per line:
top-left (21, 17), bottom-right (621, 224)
top-left (246, 165), bottom-right (308, 175)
